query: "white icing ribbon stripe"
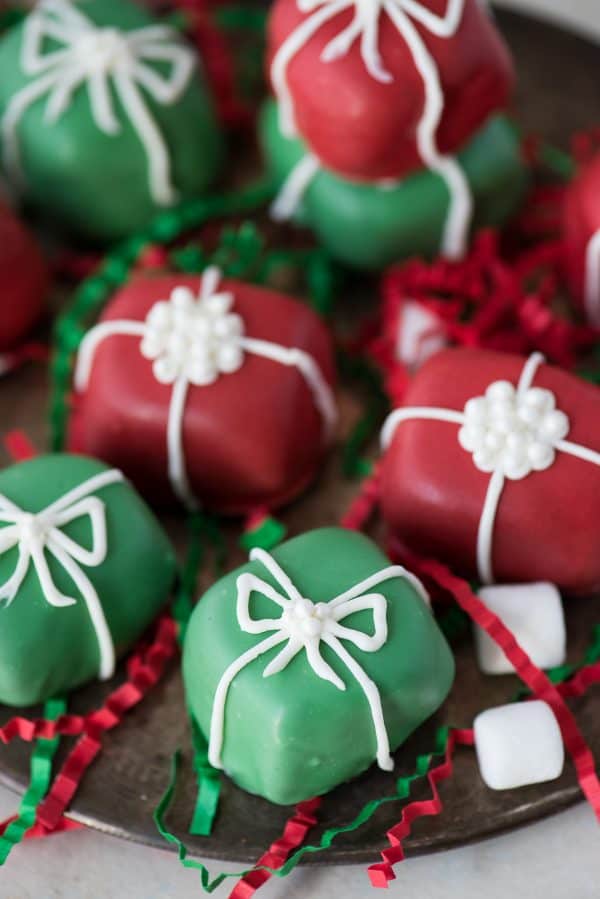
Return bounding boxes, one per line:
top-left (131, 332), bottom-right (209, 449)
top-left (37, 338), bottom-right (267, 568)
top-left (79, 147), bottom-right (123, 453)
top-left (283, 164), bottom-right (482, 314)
top-left (208, 546), bottom-right (431, 771)
top-left (74, 267), bottom-right (338, 510)
top-left (0, 468), bottom-right (124, 680)
top-left (584, 229), bottom-right (600, 327)
top-left (270, 0), bottom-right (473, 259)
top-left (2, 0), bottom-right (196, 206)
top-left (381, 353), bottom-right (600, 584)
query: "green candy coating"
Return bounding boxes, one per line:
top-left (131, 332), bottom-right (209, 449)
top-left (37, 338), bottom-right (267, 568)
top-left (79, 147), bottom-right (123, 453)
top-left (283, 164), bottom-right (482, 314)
top-left (183, 527), bottom-right (454, 805)
top-left (0, 454), bottom-right (176, 706)
top-left (260, 99), bottom-right (529, 270)
top-left (0, 0), bottom-right (222, 243)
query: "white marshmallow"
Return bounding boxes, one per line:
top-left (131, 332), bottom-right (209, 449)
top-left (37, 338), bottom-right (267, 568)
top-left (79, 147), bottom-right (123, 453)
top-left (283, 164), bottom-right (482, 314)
top-left (474, 582), bottom-right (566, 675)
top-left (474, 701), bottom-right (564, 791)
top-left (395, 301), bottom-right (446, 370)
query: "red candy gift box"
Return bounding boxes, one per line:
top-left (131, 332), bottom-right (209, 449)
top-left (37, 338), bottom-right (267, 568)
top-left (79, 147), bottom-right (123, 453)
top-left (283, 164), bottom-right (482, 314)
top-left (380, 348), bottom-right (600, 594)
top-left (0, 201), bottom-right (47, 350)
top-left (69, 268), bottom-right (337, 515)
top-left (563, 153), bottom-right (600, 326)
top-left (267, 0), bottom-right (514, 182)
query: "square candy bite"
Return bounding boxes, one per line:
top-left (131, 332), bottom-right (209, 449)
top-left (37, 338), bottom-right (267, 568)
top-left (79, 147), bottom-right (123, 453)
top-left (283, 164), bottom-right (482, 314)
top-left (267, 0), bottom-right (513, 181)
top-left (183, 528), bottom-right (454, 805)
top-left (381, 349), bottom-right (600, 594)
top-left (0, 454), bottom-right (175, 706)
top-left (474, 701), bottom-right (564, 791)
top-left (474, 583), bottom-right (566, 675)
top-left (70, 269), bottom-right (337, 515)
top-left (0, 0), bottom-right (221, 242)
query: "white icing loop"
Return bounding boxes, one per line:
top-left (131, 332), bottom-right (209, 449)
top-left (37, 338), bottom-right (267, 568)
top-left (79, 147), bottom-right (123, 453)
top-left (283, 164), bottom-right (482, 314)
top-left (584, 229), bottom-right (600, 327)
top-left (270, 152), bottom-right (321, 222)
top-left (0, 467), bottom-right (124, 680)
top-left (380, 352), bottom-right (600, 584)
top-left (270, 0), bottom-right (472, 258)
top-left (208, 546), bottom-right (431, 771)
top-left (74, 268), bottom-right (338, 510)
top-left (2, 0), bottom-right (196, 206)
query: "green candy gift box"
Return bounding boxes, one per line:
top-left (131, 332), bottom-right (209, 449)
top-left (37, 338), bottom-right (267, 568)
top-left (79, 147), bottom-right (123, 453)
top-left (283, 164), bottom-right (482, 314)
top-left (0, 0), bottom-right (222, 243)
top-left (0, 454), bottom-right (175, 707)
top-left (260, 100), bottom-right (528, 271)
top-left (183, 528), bottom-right (454, 805)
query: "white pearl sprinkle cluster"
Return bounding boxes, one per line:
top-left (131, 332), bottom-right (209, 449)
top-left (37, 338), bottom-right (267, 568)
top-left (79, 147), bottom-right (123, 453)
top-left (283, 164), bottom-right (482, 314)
top-left (458, 380), bottom-right (570, 480)
top-left (281, 597), bottom-right (333, 639)
top-left (140, 285), bottom-right (245, 386)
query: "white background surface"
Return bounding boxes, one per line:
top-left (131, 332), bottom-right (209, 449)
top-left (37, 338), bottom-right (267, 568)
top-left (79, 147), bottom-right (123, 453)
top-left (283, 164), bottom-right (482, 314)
top-left (2, 1), bottom-right (600, 897)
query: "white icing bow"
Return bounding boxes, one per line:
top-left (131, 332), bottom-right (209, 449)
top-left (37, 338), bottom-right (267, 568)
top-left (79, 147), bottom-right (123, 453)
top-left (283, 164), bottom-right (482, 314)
top-left (0, 468), bottom-right (124, 680)
top-left (74, 267), bottom-right (338, 510)
top-left (271, 0), bottom-right (472, 258)
top-left (381, 353), bottom-right (600, 585)
top-left (140, 268), bottom-right (245, 387)
top-left (458, 379), bottom-right (570, 480)
top-left (208, 547), bottom-right (431, 771)
top-left (2, 0), bottom-right (196, 205)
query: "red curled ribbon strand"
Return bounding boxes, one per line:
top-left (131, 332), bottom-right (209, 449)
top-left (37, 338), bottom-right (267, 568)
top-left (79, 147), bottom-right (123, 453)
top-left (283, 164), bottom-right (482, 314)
top-left (4, 430), bottom-right (38, 462)
top-left (558, 662), bottom-right (600, 701)
top-left (0, 713), bottom-right (86, 745)
top-left (401, 554), bottom-right (600, 821)
top-left (227, 797), bottom-right (322, 899)
top-left (368, 728), bottom-right (474, 889)
top-left (34, 614), bottom-right (177, 831)
top-left (340, 464), bottom-right (382, 532)
top-left (0, 812), bottom-right (82, 842)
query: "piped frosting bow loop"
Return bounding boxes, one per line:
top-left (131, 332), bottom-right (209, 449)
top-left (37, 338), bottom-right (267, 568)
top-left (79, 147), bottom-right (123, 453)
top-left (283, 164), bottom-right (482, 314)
top-left (296, 0), bottom-right (463, 83)
top-left (0, 468), bottom-right (125, 680)
top-left (235, 548), bottom-right (389, 689)
top-left (3, 0), bottom-right (196, 205)
top-left (208, 547), bottom-right (432, 771)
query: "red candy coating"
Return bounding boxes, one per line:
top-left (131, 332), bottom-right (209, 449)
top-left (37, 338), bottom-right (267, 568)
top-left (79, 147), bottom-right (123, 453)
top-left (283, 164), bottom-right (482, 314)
top-left (564, 154), bottom-right (600, 322)
top-left (267, 0), bottom-right (514, 181)
top-left (0, 202), bottom-right (47, 350)
top-left (380, 349), bottom-right (600, 594)
top-left (69, 275), bottom-right (336, 515)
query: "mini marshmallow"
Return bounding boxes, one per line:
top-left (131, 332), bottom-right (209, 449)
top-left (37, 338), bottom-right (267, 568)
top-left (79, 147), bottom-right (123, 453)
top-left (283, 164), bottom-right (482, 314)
top-left (474, 701), bottom-right (564, 791)
top-left (396, 301), bottom-right (447, 370)
top-left (474, 582), bottom-right (566, 675)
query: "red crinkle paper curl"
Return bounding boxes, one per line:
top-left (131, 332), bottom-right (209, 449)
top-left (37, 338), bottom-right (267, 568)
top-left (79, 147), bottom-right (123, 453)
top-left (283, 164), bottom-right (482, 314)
top-left (557, 662), bottom-right (600, 701)
top-left (340, 464), bottom-right (382, 532)
top-left (0, 614), bottom-right (177, 838)
top-left (36, 615), bottom-right (177, 830)
top-left (396, 551), bottom-right (600, 821)
top-left (571, 127), bottom-right (600, 168)
top-left (368, 728), bottom-right (474, 889)
top-left (227, 798), bottom-right (322, 899)
top-left (374, 231), bottom-right (597, 406)
top-left (3, 430), bottom-right (39, 462)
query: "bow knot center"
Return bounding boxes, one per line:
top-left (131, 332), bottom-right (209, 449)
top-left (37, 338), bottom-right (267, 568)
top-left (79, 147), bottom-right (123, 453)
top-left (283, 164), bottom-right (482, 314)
top-left (283, 597), bottom-right (332, 639)
top-left (17, 512), bottom-right (48, 547)
top-left (74, 27), bottom-right (133, 74)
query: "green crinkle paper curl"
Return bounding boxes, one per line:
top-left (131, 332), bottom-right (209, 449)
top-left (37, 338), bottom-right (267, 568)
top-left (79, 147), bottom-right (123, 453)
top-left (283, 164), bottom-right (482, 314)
top-left (153, 725), bottom-right (455, 892)
top-left (0, 697), bottom-right (67, 865)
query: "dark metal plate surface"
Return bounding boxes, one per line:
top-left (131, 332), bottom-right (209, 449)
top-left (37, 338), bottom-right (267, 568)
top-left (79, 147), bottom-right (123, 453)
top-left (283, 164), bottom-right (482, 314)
top-left (0, 8), bottom-right (599, 867)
